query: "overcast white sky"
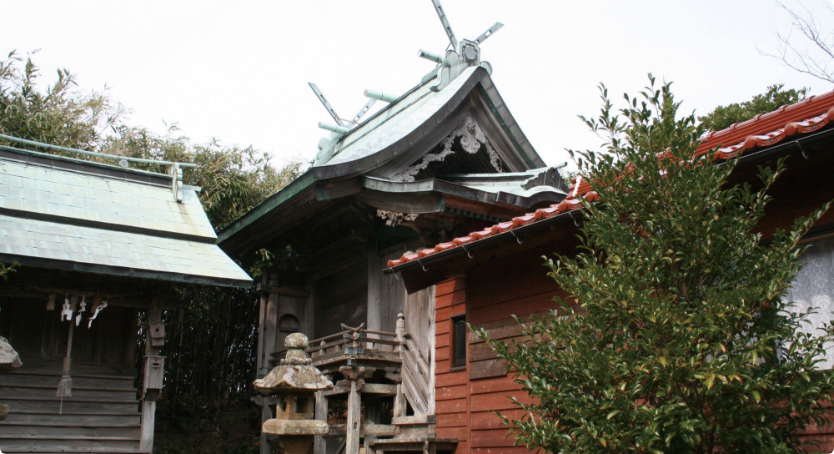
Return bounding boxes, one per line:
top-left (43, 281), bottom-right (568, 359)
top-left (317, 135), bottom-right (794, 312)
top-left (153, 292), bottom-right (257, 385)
top-left (2, 1), bottom-right (833, 169)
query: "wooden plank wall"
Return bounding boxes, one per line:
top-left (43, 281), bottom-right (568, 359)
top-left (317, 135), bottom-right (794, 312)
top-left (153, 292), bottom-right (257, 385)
top-left (434, 277), bottom-right (470, 453)
top-left (431, 148), bottom-right (834, 453)
top-left (467, 248), bottom-right (563, 454)
top-left (368, 247), bottom-right (407, 334)
top-left (434, 247), bottom-right (565, 454)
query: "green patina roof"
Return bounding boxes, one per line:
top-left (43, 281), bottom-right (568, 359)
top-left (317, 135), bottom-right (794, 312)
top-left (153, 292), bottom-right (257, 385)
top-left (0, 147), bottom-right (252, 288)
top-left (218, 67), bottom-right (550, 251)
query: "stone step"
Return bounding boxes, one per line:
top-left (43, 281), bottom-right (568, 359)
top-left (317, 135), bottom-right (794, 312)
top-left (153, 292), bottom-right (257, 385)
top-left (0, 373), bottom-right (135, 391)
top-left (0, 434), bottom-right (140, 453)
top-left (0, 386), bottom-right (136, 401)
top-left (0, 422), bottom-right (141, 438)
top-left (2, 412), bottom-right (141, 426)
top-left (0, 447), bottom-right (143, 453)
top-left (5, 360), bottom-right (131, 377)
top-left (2, 397), bottom-right (139, 415)
top-left (0, 450), bottom-right (145, 454)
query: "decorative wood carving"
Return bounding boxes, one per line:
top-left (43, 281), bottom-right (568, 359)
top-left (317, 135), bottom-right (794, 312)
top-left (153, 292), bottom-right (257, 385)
top-left (376, 210), bottom-right (419, 227)
top-left (391, 116), bottom-right (504, 183)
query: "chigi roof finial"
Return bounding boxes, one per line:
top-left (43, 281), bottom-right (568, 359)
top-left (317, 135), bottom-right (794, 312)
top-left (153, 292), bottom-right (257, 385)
top-left (424, 0), bottom-right (503, 91)
top-left (311, 0), bottom-right (505, 162)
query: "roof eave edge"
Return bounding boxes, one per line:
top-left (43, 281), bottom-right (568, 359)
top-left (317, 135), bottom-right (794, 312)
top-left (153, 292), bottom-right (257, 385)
top-left (0, 253), bottom-right (253, 289)
top-left (217, 170), bottom-right (318, 247)
top-left (387, 126), bottom-right (834, 276)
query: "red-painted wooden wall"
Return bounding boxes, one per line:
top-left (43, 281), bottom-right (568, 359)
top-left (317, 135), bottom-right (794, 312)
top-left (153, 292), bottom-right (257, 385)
top-left (434, 244), bottom-right (571, 454)
top-left (432, 146), bottom-right (834, 453)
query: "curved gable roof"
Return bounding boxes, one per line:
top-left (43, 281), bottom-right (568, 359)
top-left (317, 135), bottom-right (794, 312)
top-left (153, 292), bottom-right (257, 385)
top-left (218, 66), bottom-right (548, 250)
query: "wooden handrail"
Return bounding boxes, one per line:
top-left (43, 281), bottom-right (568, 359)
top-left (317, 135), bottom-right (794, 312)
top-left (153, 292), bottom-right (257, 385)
top-left (306, 338), bottom-right (348, 353)
top-left (308, 331), bottom-right (345, 345)
top-left (308, 328), bottom-right (398, 346)
top-left (362, 329), bottom-right (398, 337)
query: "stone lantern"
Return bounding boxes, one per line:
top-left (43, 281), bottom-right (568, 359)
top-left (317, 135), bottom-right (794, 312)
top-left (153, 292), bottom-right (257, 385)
top-left (254, 333), bottom-right (332, 454)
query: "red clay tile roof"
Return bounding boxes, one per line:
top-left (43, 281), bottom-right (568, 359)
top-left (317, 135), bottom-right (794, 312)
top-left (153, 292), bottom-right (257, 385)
top-left (387, 90), bottom-right (834, 269)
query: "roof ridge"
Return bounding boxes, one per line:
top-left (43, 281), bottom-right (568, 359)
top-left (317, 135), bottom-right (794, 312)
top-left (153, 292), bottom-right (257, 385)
top-left (388, 91), bottom-right (834, 269)
top-left (700, 90), bottom-right (834, 150)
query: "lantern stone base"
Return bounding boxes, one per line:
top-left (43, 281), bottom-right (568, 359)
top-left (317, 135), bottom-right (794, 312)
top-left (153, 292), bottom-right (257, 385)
top-left (263, 419), bottom-right (329, 454)
top-left (262, 418), bottom-right (329, 436)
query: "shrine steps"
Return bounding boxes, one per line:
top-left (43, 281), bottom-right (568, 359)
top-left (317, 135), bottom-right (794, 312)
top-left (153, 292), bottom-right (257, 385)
top-left (364, 415), bottom-right (457, 454)
top-left (0, 366), bottom-right (142, 454)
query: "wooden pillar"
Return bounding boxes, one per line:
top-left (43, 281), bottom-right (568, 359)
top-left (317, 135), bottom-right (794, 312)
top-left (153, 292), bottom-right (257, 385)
top-left (140, 296), bottom-right (163, 453)
top-left (124, 308), bottom-right (139, 368)
top-left (393, 383), bottom-right (406, 418)
top-left (314, 390), bottom-right (327, 454)
top-left (304, 279), bottom-right (316, 339)
top-left (393, 313), bottom-right (407, 418)
top-left (140, 401), bottom-right (156, 451)
top-left (365, 435), bottom-right (377, 454)
top-left (346, 380), bottom-right (361, 454)
top-left (260, 403), bottom-right (272, 454)
top-left (257, 288), bottom-right (267, 376)
top-left (264, 293), bottom-right (279, 365)
top-left (423, 440), bottom-right (436, 454)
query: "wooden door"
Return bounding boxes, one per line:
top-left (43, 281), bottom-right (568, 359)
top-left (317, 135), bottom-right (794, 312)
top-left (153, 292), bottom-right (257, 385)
top-left (367, 247), bottom-right (407, 334)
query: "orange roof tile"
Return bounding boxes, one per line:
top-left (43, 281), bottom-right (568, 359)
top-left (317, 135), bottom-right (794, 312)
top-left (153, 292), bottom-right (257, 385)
top-left (387, 90), bottom-right (834, 269)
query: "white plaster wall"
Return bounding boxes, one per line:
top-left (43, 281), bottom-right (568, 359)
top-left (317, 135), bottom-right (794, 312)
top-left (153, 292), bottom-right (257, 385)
top-left (785, 236), bottom-right (834, 369)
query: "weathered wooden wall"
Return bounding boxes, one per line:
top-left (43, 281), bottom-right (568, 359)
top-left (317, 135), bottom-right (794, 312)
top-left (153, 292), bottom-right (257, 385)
top-left (314, 263), bottom-right (368, 338)
top-left (0, 295), bottom-right (138, 367)
top-left (368, 247), bottom-right (407, 334)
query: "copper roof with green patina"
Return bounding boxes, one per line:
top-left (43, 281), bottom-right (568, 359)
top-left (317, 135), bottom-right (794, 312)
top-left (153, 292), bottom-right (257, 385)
top-left (0, 146), bottom-right (252, 287)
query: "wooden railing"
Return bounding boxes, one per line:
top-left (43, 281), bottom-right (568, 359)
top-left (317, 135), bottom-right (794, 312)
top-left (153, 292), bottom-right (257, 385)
top-left (272, 314), bottom-right (434, 419)
top-left (305, 323), bottom-right (402, 364)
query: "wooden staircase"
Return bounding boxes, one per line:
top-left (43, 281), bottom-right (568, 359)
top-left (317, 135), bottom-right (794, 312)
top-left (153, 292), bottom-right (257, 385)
top-left (399, 335), bottom-right (431, 418)
top-left (0, 363), bottom-right (142, 454)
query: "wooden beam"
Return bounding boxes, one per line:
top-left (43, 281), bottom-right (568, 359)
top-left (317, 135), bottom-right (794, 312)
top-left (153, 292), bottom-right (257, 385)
top-left (256, 285), bottom-right (310, 298)
top-left (314, 390), bottom-right (327, 454)
top-left (323, 382), bottom-right (397, 397)
top-left (346, 380), bottom-right (361, 454)
top-left (139, 296), bottom-right (163, 453)
top-left (329, 424), bottom-right (398, 437)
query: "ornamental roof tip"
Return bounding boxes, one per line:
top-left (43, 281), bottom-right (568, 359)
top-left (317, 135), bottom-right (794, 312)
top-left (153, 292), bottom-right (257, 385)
top-left (310, 0), bottom-right (505, 167)
top-left (387, 89), bottom-right (834, 270)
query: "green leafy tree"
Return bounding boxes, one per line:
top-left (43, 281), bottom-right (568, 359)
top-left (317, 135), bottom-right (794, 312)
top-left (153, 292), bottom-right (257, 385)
top-left (699, 84), bottom-right (807, 132)
top-left (0, 51), bottom-right (303, 233)
top-left (0, 51), bottom-right (123, 150)
top-left (478, 76), bottom-right (834, 454)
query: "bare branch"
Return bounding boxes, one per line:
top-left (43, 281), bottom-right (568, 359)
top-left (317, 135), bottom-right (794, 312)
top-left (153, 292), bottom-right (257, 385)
top-left (760, 1), bottom-right (834, 84)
